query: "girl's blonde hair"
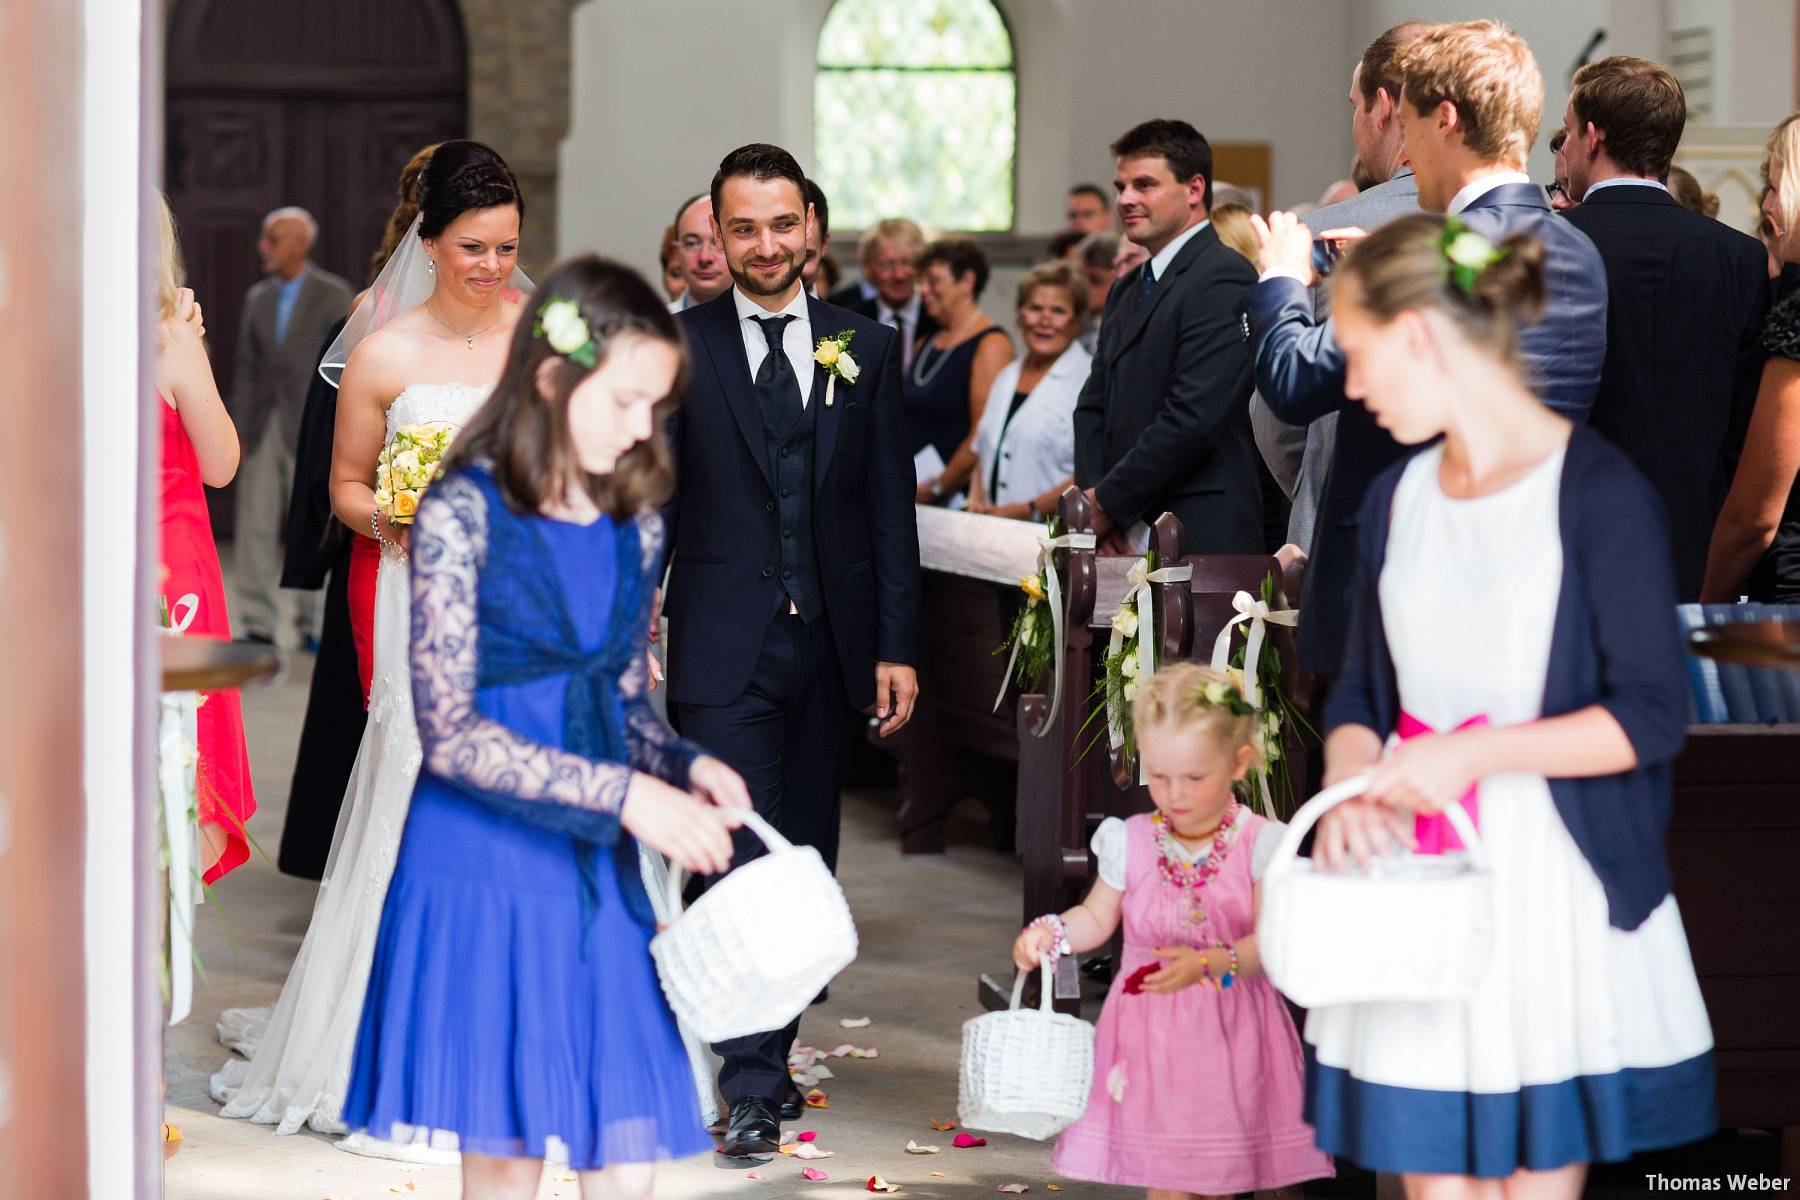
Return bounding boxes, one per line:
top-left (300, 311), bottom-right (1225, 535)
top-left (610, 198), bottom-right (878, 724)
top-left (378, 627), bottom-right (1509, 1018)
top-left (1131, 662), bottom-right (1264, 769)
top-left (154, 191), bottom-right (186, 321)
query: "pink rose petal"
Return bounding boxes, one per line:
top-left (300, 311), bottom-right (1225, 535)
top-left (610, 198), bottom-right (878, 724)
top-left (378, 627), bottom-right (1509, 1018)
top-left (801, 1166), bottom-right (829, 1182)
top-left (953, 1133), bottom-right (987, 1148)
top-left (746, 1171), bottom-right (765, 1181)
top-left (1107, 1061), bottom-right (1128, 1104)
top-left (998, 1185), bottom-right (1029, 1194)
top-left (797, 1130), bottom-right (817, 1142)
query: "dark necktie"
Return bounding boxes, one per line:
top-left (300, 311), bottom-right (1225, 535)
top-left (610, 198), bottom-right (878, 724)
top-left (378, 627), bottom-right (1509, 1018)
top-left (753, 314), bottom-right (804, 440)
top-left (885, 307), bottom-right (913, 370)
top-left (1136, 261), bottom-right (1156, 304)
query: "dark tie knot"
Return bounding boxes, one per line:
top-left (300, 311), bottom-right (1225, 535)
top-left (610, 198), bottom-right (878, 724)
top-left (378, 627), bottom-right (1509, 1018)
top-left (753, 314), bottom-right (796, 353)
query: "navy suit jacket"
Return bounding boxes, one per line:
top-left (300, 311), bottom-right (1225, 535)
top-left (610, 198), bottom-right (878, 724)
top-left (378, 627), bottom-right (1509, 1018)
top-left (1564, 185), bottom-right (1770, 599)
top-left (1239, 180), bottom-right (1608, 673)
top-left (662, 291), bottom-right (921, 709)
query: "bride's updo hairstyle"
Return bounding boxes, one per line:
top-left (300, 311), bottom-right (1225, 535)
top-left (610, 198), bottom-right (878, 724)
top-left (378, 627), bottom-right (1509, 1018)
top-left (1330, 212), bottom-right (1547, 366)
top-left (447, 254), bottom-right (684, 520)
top-left (415, 139), bottom-right (524, 238)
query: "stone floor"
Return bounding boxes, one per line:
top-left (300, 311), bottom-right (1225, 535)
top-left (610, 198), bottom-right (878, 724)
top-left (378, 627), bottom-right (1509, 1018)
top-left (162, 651), bottom-right (1133, 1200)
top-left (163, 649), bottom-right (1786, 1200)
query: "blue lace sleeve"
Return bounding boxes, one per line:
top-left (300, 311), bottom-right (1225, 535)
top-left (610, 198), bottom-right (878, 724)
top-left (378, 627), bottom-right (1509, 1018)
top-left (623, 512), bottom-right (707, 787)
top-left (409, 474), bottom-right (632, 840)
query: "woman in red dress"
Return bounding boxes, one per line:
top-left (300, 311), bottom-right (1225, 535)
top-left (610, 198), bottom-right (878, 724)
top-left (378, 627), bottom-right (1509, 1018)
top-left (154, 193), bottom-right (257, 883)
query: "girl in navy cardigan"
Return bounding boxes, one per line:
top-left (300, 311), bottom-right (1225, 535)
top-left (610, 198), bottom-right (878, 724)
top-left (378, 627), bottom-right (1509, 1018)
top-left (1297, 214), bottom-right (1716, 1192)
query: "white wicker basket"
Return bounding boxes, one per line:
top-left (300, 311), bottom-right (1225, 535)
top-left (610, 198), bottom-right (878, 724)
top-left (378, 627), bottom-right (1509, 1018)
top-left (649, 812), bottom-right (857, 1045)
top-left (958, 960), bottom-right (1094, 1140)
top-left (1258, 775), bottom-right (1495, 1008)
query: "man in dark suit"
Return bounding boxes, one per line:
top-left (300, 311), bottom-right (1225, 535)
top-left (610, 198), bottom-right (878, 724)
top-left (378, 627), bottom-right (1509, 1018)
top-left (663, 143), bottom-right (921, 1161)
top-left (829, 217), bottom-right (939, 371)
top-left (1243, 18), bottom-right (1608, 677)
top-left (1074, 118), bottom-right (1263, 554)
top-left (231, 207), bottom-right (352, 645)
top-left (1561, 56), bottom-right (1770, 598)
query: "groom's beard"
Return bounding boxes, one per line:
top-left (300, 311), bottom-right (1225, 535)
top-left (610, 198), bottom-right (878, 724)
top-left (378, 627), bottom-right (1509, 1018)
top-left (729, 251), bottom-right (804, 297)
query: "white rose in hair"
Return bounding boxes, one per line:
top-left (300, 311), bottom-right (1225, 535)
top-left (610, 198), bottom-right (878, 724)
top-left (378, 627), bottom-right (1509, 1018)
top-left (540, 299), bottom-right (590, 355)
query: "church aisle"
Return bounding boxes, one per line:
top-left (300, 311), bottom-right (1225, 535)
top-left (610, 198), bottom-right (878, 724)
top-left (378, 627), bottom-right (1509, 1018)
top-left (163, 653), bottom-right (1132, 1199)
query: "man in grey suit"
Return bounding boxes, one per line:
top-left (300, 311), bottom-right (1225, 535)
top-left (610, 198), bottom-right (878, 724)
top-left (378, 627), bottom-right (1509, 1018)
top-left (1249, 20), bottom-right (1429, 557)
top-left (231, 206), bottom-right (352, 645)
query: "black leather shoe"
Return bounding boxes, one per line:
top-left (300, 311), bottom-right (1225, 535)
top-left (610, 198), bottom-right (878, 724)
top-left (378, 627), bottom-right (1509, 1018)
top-left (716, 1096), bottom-right (780, 1163)
top-left (778, 1081), bottom-right (805, 1122)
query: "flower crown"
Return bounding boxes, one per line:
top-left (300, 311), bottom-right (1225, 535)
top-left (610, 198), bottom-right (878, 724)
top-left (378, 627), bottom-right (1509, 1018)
top-left (1192, 678), bottom-right (1255, 717)
top-left (534, 297), bottom-right (598, 368)
top-left (1436, 217), bottom-right (1508, 297)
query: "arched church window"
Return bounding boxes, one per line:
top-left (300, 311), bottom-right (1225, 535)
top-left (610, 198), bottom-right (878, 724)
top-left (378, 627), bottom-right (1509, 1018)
top-left (814, 0), bottom-right (1016, 232)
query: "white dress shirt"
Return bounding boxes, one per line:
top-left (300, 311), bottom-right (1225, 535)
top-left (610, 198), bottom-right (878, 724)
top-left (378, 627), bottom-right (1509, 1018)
top-left (877, 292), bottom-right (923, 370)
top-left (734, 286), bottom-right (817, 404)
top-left (1446, 170), bottom-right (1534, 215)
top-left (973, 341), bottom-right (1093, 507)
top-left (1147, 217), bottom-right (1211, 283)
top-left (1583, 176), bottom-right (1669, 196)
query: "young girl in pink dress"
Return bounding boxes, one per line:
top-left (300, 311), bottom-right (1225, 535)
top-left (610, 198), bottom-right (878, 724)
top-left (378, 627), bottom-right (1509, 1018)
top-left (1014, 662), bottom-right (1332, 1198)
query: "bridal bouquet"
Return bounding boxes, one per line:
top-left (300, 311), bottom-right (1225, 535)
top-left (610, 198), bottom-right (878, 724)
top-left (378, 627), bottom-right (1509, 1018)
top-left (375, 423), bottom-right (456, 525)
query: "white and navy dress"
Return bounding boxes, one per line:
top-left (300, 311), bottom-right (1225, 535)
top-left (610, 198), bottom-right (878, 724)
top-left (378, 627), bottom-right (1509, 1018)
top-left (1307, 433), bottom-right (1717, 1176)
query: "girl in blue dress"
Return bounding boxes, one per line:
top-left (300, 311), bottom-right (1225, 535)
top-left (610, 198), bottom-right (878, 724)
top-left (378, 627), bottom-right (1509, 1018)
top-left (344, 255), bottom-right (751, 1200)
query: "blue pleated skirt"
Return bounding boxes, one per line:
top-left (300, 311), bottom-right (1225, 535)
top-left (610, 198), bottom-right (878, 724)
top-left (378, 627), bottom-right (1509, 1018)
top-left (343, 778), bottom-right (711, 1168)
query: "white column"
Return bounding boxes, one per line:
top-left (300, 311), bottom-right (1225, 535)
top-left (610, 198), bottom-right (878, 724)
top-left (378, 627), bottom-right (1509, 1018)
top-left (83, 0), bottom-right (147, 1194)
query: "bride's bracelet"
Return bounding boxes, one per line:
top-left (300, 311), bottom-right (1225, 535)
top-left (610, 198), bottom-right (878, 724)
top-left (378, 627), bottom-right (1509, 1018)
top-left (370, 508), bottom-right (406, 559)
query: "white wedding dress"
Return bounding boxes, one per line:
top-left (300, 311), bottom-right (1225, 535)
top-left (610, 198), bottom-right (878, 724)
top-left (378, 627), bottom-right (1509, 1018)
top-left (211, 383), bottom-right (490, 1162)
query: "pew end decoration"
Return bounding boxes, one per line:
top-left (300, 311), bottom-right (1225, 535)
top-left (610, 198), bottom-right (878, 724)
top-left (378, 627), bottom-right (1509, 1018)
top-left (993, 496), bottom-right (1096, 737)
top-left (1211, 572), bottom-right (1312, 817)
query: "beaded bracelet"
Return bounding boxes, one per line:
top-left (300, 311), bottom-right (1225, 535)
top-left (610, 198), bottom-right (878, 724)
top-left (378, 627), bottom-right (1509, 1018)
top-left (1200, 941), bottom-right (1239, 990)
top-left (371, 508), bottom-right (407, 561)
top-left (1027, 913), bottom-right (1072, 962)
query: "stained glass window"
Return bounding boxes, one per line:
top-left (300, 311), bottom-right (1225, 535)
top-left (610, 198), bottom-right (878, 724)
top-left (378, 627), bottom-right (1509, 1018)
top-left (815, 0), bottom-right (1016, 232)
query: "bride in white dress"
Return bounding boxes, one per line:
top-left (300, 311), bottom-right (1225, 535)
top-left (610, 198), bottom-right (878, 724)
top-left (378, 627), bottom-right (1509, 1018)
top-left (211, 140), bottom-right (528, 1160)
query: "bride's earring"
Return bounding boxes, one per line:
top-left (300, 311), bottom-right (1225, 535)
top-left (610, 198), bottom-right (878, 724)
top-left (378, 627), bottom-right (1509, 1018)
top-left (427, 258), bottom-right (436, 274)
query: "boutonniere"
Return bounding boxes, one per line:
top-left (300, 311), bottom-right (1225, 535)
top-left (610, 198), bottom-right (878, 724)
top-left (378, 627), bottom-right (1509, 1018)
top-left (813, 329), bottom-right (859, 407)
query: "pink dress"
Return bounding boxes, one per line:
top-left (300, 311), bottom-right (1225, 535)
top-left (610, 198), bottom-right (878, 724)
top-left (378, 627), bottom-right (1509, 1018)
top-left (1051, 811), bottom-right (1333, 1193)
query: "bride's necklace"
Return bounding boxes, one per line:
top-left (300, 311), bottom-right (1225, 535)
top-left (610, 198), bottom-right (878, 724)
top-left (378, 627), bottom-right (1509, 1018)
top-left (1152, 802), bottom-right (1241, 931)
top-left (425, 299), bottom-right (501, 350)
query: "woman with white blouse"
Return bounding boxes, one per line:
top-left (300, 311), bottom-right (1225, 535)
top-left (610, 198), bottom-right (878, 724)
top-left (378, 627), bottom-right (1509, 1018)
top-left (969, 260), bottom-right (1094, 521)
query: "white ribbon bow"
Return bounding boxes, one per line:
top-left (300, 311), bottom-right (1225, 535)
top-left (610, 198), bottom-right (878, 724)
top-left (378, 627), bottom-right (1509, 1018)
top-left (1107, 557), bottom-right (1194, 780)
top-left (1209, 589), bottom-right (1299, 708)
top-left (993, 530), bottom-right (1097, 735)
top-left (164, 593), bottom-right (200, 635)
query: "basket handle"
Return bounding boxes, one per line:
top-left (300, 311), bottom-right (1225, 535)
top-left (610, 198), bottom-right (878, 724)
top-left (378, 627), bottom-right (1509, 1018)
top-left (661, 808), bottom-right (792, 917)
top-left (1007, 957), bottom-right (1057, 1014)
top-left (1262, 773), bottom-right (1487, 882)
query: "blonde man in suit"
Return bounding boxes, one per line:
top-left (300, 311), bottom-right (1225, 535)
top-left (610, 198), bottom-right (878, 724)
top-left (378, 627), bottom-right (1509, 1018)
top-left (232, 206), bottom-right (352, 645)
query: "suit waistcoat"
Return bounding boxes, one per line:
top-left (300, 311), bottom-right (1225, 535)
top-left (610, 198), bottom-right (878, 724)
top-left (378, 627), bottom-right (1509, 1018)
top-left (762, 388), bottom-right (824, 622)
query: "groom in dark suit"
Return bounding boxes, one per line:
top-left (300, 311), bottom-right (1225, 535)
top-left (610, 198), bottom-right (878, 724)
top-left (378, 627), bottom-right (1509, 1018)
top-left (1073, 118), bottom-right (1264, 555)
top-left (662, 143), bottom-right (921, 1161)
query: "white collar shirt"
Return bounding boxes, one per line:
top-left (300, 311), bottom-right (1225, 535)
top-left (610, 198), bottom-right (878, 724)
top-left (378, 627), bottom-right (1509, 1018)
top-left (734, 286), bottom-right (816, 405)
top-left (1584, 177), bottom-right (1669, 196)
top-left (1148, 217), bottom-right (1211, 282)
top-left (1447, 170), bottom-right (1534, 215)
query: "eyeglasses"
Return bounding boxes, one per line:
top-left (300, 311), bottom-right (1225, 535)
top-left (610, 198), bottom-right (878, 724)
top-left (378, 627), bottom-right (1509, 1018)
top-left (1544, 182), bottom-right (1566, 202)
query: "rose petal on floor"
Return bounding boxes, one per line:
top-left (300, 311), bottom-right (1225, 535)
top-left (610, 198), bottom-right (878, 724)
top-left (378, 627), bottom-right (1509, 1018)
top-left (929, 1171), bottom-right (946, 1178)
top-left (801, 1166), bottom-right (830, 1182)
top-left (904, 1140), bottom-right (940, 1154)
top-left (953, 1133), bottom-right (987, 1148)
top-left (997, 1185), bottom-right (1029, 1194)
top-left (867, 1175), bottom-right (901, 1193)
top-left (797, 1131), bottom-right (818, 1142)
top-left (746, 1171), bottom-right (766, 1181)
top-left (793, 1144), bottom-right (833, 1160)
top-left (840, 1016), bottom-right (872, 1028)
top-left (804, 1089), bottom-right (830, 1109)
top-left (929, 1118), bottom-right (958, 1131)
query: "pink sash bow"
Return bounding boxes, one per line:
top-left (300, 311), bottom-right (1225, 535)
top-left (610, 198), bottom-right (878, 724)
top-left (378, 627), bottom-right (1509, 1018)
top-left (1395, 710), bottom-right (1488, 854)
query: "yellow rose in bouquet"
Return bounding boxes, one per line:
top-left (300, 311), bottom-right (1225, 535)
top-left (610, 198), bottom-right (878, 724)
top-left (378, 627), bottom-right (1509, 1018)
top-left (375, 422), bottom-right (457, 525)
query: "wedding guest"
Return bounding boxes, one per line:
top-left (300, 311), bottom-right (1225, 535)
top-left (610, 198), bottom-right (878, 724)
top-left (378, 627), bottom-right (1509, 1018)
top-left (1667, 164), bottom-right (1721, 218)
top-left (908, 236), bottom-right (1014, 503)
top-left (659, 223), bottom-right (685, 303)
top-left (1703, 113), bottom-right (1800, 603)
top-left (1561, 55), bottom-right (1769, 599)
top-left (1209, 202), bottom-right (1260, 262)
top-left (1239, 20), bottom-right (1428, 674)
top-left (801, 177), bottom-right (832, 298)
top-left (668, 193), bottom-right (727, 312)
top-left (1351, 155), bottom-right (1378, 193)
top-left (1017, 664), bottom-right (1333, 1196)
top-left (1047, 227), bottom-right (1086, 261)
top-left (1310, 211), bottom-right (1715, 1191)
top-left (1076, 232), bottom-right (1119, 352)
top-left (840, 217), bottom-right (936, 370)
top-left (231, 205), bottom-right (352, 645)
top-left (153, 192), bottom-right (256, 884)
top-left (1112, 233), bottom-right (1149, 279)
top-left (816, 251), bottom-right (842, 299)
top-left (968, 260), bottom-right (1092, 520)
top-left (278, 140), bottom-right (435, 880)
top-left (1066, 182), bottom-right (1114, 234)
top-left (1075, 119), bottom-right (1262, 554)
top-left (344, 254), bottom-right (751, 1198)
top-left (1212, 181), bottom-right (1259, 212)
top-left (1548, 128), bottom-right (1577, 210)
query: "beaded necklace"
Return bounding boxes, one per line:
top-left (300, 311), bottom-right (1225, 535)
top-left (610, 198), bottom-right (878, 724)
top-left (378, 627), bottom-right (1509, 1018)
top-left (1152, 802), bottom-right (1241, 935)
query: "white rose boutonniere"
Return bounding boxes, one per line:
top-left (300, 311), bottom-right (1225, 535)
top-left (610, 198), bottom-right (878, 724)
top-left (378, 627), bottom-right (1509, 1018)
top-left (814, 329), bottom-right (858, 407)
